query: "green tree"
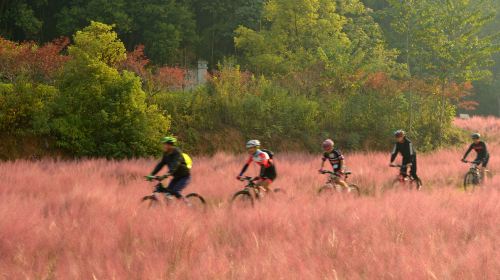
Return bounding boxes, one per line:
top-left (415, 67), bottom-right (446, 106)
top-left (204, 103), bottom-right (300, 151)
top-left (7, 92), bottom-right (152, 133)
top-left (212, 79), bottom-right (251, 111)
top-left (234, 0), bottom-right (399, 93)
top-left (56, 0), bottom-right (196, 65)
top-left (51, 22), bottom-right (169, 158)
top-left (385, 0), bottom-right (499, 137)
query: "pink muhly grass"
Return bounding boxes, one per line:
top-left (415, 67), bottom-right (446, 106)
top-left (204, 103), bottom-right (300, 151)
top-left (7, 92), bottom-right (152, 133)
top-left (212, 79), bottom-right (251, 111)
top-left (0, 117), bottom-right (498, 279)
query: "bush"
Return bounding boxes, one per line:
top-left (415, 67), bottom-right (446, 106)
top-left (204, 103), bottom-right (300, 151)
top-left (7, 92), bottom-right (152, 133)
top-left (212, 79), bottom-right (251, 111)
top-left (50, 22), bottom-right (169, 158)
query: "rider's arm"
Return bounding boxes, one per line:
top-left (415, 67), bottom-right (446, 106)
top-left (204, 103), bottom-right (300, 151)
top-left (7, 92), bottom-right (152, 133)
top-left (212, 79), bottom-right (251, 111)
top-left (239, 157), bottom-right (252, 176)
top-left (320, 157), bottom-right (326, 170)
top-left (390, 143), bottom-right (398, 163)
top-left (339, 159), bottom-right (345, 171)
top-left (462, 144), bottom-right (473, 160)
top-left (150, 155), bottom-right (167, 175)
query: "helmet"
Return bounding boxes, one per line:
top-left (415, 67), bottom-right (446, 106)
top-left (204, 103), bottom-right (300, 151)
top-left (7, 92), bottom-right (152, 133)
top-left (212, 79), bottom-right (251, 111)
top-left (394, 130), bottom-right (405, 137)
top-left (322, 139), bottom-right (334, 149)
top-left (246, 140), bottom-right (260, 149)
top-left (161, 136), bottom-right (177, 145)
top-left (471, 133), bottom-right (480, 139)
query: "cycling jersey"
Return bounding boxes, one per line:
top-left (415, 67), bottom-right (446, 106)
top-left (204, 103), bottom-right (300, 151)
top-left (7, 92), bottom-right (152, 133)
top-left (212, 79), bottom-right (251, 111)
top-left (322, 149), bottom-right (344, 172)
top-left (239, 149), bottom-right (277, 180)
top-left (390, 138), bottom-right (415, 163)
top-left (390, 137), bottom-right (420, 180)
top-left (463, 141), bottom-right (489, 167)
top-left (463, 141), bottom-right (489, 161)
top-left (151, 147), bottom-right (190, 179)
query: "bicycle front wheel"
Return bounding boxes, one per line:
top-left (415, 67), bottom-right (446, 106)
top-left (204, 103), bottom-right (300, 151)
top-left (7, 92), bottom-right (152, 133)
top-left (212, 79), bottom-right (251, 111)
top-left (231, 190), bottom-right (254, 207)
top-left (463, 172), bottom-right (477, 191)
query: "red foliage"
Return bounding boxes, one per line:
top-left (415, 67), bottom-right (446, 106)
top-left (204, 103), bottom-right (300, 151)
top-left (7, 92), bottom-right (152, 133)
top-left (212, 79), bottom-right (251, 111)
top-left (122, 45), bottom-right (188, 91)
top-left (153, 66), bottom-right (186, 91)
top-left (122, 45), bottom-right (149, 78)
top-left (364, 72), bottom-right (388, 90)
top-left (0, 37), bottom-right (69, 83)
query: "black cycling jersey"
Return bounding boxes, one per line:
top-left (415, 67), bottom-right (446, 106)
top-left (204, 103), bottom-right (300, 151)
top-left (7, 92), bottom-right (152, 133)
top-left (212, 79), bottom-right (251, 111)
top-left (151, 147), bottom-right (190, 178)
top-left (390, 138), bottom-right (416, 163)
top-left (322, 149), bottom-right (344, 172)
top-left (463, 141), bottom-right (489, 161)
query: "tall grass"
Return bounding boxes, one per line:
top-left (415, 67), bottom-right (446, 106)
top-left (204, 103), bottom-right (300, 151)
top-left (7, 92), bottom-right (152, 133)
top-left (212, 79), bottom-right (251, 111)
top-left (0, 118), bottom-right (498, 279)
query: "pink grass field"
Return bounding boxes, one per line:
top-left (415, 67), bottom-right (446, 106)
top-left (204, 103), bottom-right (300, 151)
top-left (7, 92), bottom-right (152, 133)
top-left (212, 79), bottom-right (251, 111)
top-left (0, 118), bottom-right (499, 279)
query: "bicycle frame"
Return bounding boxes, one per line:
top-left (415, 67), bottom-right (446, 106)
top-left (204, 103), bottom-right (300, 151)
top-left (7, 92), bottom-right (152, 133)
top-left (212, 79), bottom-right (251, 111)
top-left (320, 170), bottom-right (351, 185)
top-left (238, 176), bottom-right (264, 197)
top-left (390, 163), bottom-right (416, 183)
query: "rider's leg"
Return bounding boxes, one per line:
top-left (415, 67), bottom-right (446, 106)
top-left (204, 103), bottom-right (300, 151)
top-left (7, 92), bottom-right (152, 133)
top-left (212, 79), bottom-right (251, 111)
top-left (410, 156), bottom-right (420, 180)
top-left (480, 155), bottom-right (489, 180)
top-left (334, 176), bottom-right (350, 190)
top-left (256, 178), bottom-right (272, 192)
top-left (166, 176), bottom-right (191, 199)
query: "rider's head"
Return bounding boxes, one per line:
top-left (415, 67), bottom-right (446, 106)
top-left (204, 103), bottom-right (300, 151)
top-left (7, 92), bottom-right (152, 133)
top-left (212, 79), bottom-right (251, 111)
top-left (394, 130), bottom-right (405, 143)
top-left (471, 133), bottom-right (481, 143)
top-left (322, 139), bottom-right (334, 152)
top-left (161, 136), bottom-right (177, 152)
top-left (246, 139), bottom-right (260, 154)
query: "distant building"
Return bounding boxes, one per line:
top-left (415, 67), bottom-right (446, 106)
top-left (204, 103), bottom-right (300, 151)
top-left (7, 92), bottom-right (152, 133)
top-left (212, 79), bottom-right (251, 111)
top-left (185, 59), bottom-right (208, 90)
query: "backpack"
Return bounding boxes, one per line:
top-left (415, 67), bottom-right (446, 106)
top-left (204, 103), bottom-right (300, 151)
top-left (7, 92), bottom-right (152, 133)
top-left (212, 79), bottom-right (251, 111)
top-left (261, 149), bottom-right (274, 160)
top-left (182, 153), bottom-right (193, 169)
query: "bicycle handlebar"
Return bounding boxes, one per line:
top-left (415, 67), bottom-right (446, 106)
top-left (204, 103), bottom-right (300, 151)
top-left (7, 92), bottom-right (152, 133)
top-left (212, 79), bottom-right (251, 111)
top-left (390, 163), bottom-right (412, 168)
top-left (239, 176), bottom-right (255, 182)
top-left (462, 160), bottom-right (481, 164)
top-left (145, 175), bottom-right (169, 181)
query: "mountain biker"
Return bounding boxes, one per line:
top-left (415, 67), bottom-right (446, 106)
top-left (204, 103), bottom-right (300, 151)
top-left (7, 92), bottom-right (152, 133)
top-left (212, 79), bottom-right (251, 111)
top-left (461, 133), bottom-right (489, 177)
top-left (237, 140), bottom-right (277, 192)
top-left (319, 139), bottom-right (350, 190)
top-left (146, 136), bottom-right (191, 199)
top-left (390, 130), bottom-right (421, 189)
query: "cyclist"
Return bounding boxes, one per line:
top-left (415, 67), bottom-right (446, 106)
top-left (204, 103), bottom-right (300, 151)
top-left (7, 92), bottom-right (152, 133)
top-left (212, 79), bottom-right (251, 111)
top-left (461, 133), bottom-right (489, 177)
top-left (390, 130), bottom-right (421, 189)
top-left (146, 136), bottom-right (191, 199)
top-left (237, 140), bottom-right (277, 192)
top-left (319, 139), bottom-right (350, 190)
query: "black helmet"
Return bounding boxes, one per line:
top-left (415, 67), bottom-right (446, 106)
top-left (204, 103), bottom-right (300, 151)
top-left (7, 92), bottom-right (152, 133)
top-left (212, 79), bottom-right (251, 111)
top-left (394, 129), bottom-right (405, 138)
top-left (471, 133), bottom-right (480, 139)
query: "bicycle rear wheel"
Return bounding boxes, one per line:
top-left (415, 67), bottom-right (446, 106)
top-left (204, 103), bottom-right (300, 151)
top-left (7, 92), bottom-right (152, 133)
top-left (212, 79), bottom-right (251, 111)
top-left (347, 184), bottom-right (361, 196)
top-left (231, 190), bottom-right (254, 207)
top-left (185, 193), bottom-right (206, 209)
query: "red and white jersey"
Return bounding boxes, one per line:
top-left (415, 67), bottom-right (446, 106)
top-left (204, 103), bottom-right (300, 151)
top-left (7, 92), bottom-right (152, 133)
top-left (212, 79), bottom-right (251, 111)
top-left (246, 150), bottom-right (271, 168)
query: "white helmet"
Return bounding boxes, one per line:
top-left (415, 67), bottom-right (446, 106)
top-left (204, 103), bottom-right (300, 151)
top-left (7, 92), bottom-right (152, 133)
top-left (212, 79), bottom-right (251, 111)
top-left (246, 139), bottom-right (260, 149)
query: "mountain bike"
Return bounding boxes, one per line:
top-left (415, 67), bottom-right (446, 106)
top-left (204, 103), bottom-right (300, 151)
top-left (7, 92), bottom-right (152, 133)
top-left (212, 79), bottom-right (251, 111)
top-left (141, 176), bottom-right (206, 208)
top-left (231, 177), bottom-right (284, 207)
top-left (389, 163), bottom-right (422, 190)
top-left (317, 170), bottom-right (360, 196)
top-left (462, 160), bottom-right (484, 191)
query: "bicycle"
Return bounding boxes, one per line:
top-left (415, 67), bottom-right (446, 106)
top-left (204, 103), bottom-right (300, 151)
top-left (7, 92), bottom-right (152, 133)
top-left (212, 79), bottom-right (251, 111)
top-left (462, 160), bottom-right (484, 191)
top-left (141, 176), bottom-right (206, 208)
top-left (389, 163), bottom-right (422, 190)
top-left (317, 170), bottom-right (360, 196)
top-left (231, 177), bottom-right (284, 207)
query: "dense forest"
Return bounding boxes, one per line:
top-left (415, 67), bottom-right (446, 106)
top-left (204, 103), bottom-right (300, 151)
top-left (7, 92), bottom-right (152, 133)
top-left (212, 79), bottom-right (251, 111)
top-left (0, 0), bottom-right (499, 158)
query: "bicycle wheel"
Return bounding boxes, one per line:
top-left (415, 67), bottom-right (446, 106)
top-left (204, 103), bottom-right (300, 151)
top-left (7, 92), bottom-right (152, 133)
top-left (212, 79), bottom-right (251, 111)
top-left (318, 184), bottom-right (336, 195)
top-left (185, 193), bottom-right (206, 209)
top-left (347, 184), bottom-right (361, 197)
top-left (231, 190), bottom-right (254, 207)
top-left (463, 172), bottom-right (477, 191)
top-left (141, 194), bottom-right (160, 208)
